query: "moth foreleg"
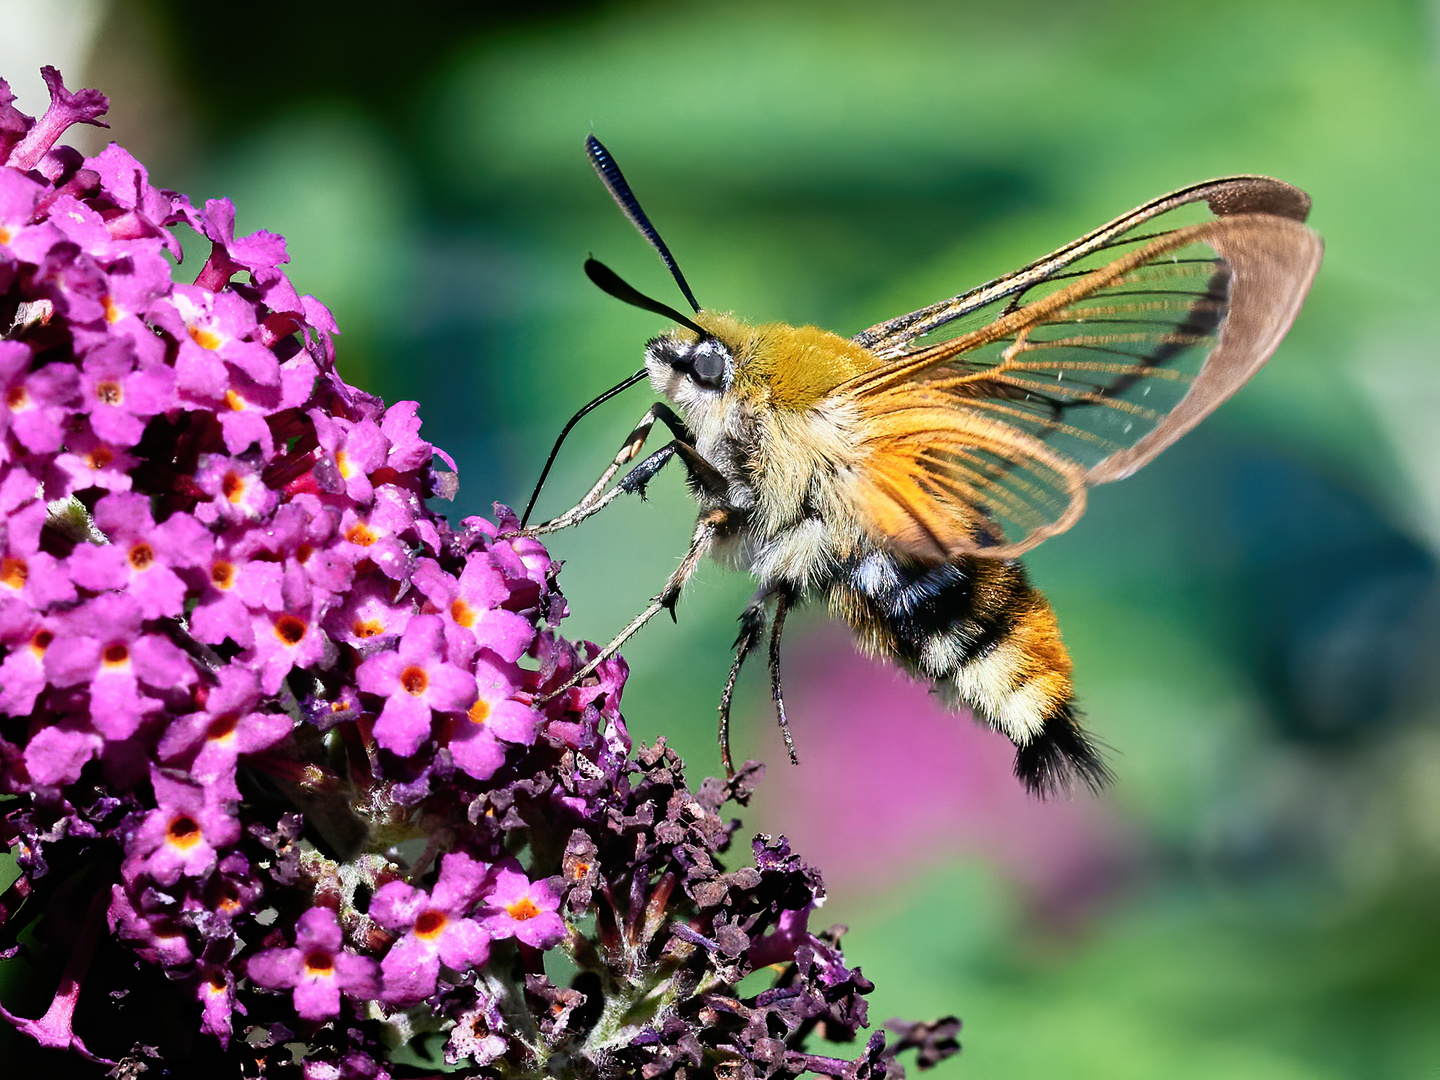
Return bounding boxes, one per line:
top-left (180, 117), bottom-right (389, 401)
top-left (527, 404), bottom-right (718, 535)
top-left (617, 439), bottom-right (728, 505)
top-left (537, 506), bottom-right (736, 703)
top-left (524, 404), bottom-right (689, 534)
top-left (534, 436), bottom-right (723, 544)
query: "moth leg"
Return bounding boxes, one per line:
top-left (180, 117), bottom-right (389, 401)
top-left (527, 404), bottom-right (707, 535)
top-left (718, 588), bottom-right (776, 777)
top-left (531, 438), bottom-right (725, 542)
top-left (617, 439), bottom-right (728, 507)
top-left (537, 506), bottom-right (737, 703)
top-left (768, 586), bottom-right (800, 766)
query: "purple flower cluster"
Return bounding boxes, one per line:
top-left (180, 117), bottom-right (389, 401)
top-left (0, 70), bottom-right (958, 1078)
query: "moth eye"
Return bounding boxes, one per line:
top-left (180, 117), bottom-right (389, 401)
top-left (690, 348), bottom-right (726, 388)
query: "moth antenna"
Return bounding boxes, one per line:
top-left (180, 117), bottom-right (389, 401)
top-left (585, 258), bottom-right (709, 338)
top-left (524, 142), bottom-right (706, 530)
top-left (586, 134), bottom-right (702, 314)
top-left (519, 367), bottom-right (648, 529)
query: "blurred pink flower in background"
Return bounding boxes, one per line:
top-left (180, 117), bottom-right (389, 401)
top-left (756, 627), bottom-right (1143, 925)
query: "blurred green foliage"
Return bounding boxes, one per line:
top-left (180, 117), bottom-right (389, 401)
top-left (48, 0), bottom-right (1440, 1073)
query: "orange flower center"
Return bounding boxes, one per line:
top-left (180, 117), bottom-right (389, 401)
top-left (450, 598), bottom-right (476, 628)
top-left (400, 666), bottom-right (428, 695)
top-left (95, 380), bottom-right (124, 405)
top-left (345, 522), bottom-right (377, 546)
top-left (166, 814), bottom-right (202, 849)
top-left (103, 295), bottom-right (122, 323)
top-left (206, 713), bottom-right (240, 741)
top-left (6, 385), bottom-right (28, 410)
top-left (335, 449), bottom-right (356, 479)
top-left (0, 557), bottom-right (28, 589)
top-left (274, 615), bottom-right (307, 646)
top-left (84, 445), bottom-right (115, 469)
top-left (414, 910), bottom-right (447, 940)
top-left (210, 560), bottom-right (236, 589)
top-left (467, 698), bottom-right (490, 725)
top-left (102, 642), bottom-right (130, 667)
top-left (303, 950), bottom-right (334, 976)
top-left (224, 389), bottom-right (245, 411)
top-left (506, 897), bottom-right (540, 921)
top-left (189, 326), bottom-right (222, 350)
top-left (352, 617), bottom-right (384, 639)
top-left (207, 877), bottom-right (243, 913)
top-left (29, 629), bottom-right (53, 657)
top-left (221, 471), bottom-right (246, 503)
top-left (128, 542), bottom-right (155, 571)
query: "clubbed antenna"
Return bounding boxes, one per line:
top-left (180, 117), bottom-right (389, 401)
top-left (586, 134), bottom-right (702, 314)
top-left (584, 257), bottom-right (708, 338)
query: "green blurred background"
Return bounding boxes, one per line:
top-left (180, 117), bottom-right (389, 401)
top-left (8, 0), bottom-right (1440, 1074)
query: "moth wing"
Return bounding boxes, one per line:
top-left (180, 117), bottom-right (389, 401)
top-left (853, 176), bottom-right (1314, 358)
top-left (840, 179), bottom-right (1323, 561)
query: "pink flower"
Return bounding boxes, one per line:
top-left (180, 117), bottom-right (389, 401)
top-left (0, 492), bottom-right (76, 611)
top-left (357, 615), bottom-right (475, 756)
top-left (243, 605), bottom-right (331, 695)
top-left (45, 421), bottom-right (140, 496)
top-left (44, 593), bottom-right (194, 740)
top-left (413, 553), bottom-right (535, 666)
top-left (446, 657), bottom-right (542, 780)
top-left (124, 768), bottom-right (241, 887)
top-left (310, 409), bottom-right (387, 504)
top-left (188, 538), bottom-right (284, 649)
top-left (156, 668), bottom-right (292, 796)
top-left (194, 452), bottom-right (279, 524)
top-left (23, 715), bottom-right (103, 786)
top-left (195, 967), bottom-right (240, 1047)
top-left (323, 574), bottom-right (415, 649)
top-left (245, 907), bottom-right (379, 1022)
top-left (0, 610), bottom-right (57, 716)
top-left (370, 852), bottom-right (493, 1006)
top-left (76, 337), bottom-right (175, 445)
top-left (479, 863), bottom-right (565, 949)
top-left (335, 486), bottom-right (418, 582)
top-left (164, 283), bottom-right (280, 393)
top-left (0, 339), bottom-right (77, 454)
top-left (68, 492), bottom-right (209, 619)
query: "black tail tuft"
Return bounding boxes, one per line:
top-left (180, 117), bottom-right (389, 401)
top-left (1012, 703), bottom-right (1113, 799)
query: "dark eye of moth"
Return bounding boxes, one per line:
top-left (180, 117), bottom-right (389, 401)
top-left (689, 348), bottom-right (725, 388)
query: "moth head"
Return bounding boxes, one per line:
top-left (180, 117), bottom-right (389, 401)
top-left (645, 330), bottom-right (734, 403)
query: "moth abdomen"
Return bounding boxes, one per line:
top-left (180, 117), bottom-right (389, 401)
top-left (1011, 701), bottom-right (1112, 796)
top-left (828, 548), bottom-right (1110, 796)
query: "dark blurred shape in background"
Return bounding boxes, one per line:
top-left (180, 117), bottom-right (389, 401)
top-left (6, 0), bottom-right (1440, 1074)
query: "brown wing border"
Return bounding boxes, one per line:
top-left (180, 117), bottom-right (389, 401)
top-left (852, 175), bottom-right (1312, 360)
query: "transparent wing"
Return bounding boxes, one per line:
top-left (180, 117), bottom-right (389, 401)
top-left (841, 179), bottom-right (1323, 561)
top-left (854, 175), bottom-right (1312, 358)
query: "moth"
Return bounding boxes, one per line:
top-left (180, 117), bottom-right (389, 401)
top-left (521, 136), bottom-right (1322, 795)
